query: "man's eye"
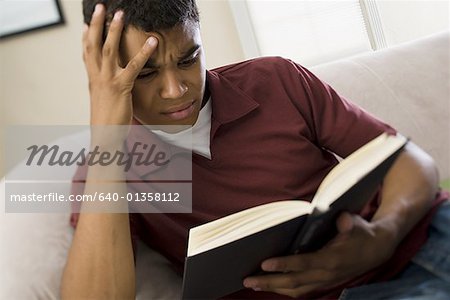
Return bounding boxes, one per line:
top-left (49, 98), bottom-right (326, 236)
top-left (179, 56), bottom-right (198, 67)
top-left (137, 71), bottom-right (156, 80)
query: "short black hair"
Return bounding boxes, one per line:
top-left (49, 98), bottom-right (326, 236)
top-left (82, 0), bottom-right (200, 33)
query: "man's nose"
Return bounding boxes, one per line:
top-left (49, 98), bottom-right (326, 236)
top-left (160, 71), bottom-right (188, 100)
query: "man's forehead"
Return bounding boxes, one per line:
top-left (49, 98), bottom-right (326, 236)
top-left (121, 23), bottom-right (200, 58)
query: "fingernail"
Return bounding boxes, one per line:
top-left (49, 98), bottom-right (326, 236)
top-left (93, 3), bottom-right (103, 16)
top-left (243, 279), bottom-right (257, 288)
top-left (146, 36), bottom-right (157, 47)
top-left (113, 11), bottom-right (123, 21)
top-left (261, 260), bottom-right (276, 271)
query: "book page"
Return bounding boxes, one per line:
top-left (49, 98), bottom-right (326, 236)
top-left (188, 201), bottom-right (313, 257)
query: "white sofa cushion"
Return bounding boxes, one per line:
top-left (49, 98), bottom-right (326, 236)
top-left (311, 31), bottom-right (450, 179)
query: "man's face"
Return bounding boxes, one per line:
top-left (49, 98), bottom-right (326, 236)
top-left (120, 22), bottom-right (206, 127)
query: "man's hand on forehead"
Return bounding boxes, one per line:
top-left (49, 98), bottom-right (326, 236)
top-left (82, 3), bottom-right (158, 128)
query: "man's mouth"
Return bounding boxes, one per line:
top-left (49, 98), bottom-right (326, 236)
top-left (162, 101), bottom-right (196, 121)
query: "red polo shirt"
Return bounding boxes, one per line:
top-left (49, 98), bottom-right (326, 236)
top-left (71, 57), bottom-right (447, 299)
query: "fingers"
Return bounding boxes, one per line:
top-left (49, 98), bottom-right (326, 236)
top-left (261, 251), bottom-right (333, 273)
top-left (244, 270), bottom-right (333, 291)
top-left (81, 4), bottom-right (158, 95)
top-left (271, 284), bottom-right (322, 298)
top-left (243, 214), bottom-right (381, 297)
top-left (122, 36), bottom-right (159, 83)
top-left (82, 3), bottom-right (105, 72)
top-left (102, 10), bottom-right (124, 69)
top-left (87, 4), bottom-right (105, 51)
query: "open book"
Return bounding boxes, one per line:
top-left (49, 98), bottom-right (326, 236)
top-left (182, 133), bottom-right (408, 299)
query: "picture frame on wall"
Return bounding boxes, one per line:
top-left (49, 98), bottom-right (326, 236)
top-left (0, 0), bottom-right (65, 39)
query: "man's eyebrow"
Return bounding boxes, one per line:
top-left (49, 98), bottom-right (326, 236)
top-left (141, 44), bottom-right (201, 70)
top-left (179, 44), bottom-right (201, 60)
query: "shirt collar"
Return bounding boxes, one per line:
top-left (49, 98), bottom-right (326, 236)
top-left (207, 70), bottom-right (260, 126)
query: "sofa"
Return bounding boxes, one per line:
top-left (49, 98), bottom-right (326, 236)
top-left (1, 31), bottom-right (448, 299)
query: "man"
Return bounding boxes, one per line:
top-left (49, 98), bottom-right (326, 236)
top-left (61, 0), bottom-right (449, 299)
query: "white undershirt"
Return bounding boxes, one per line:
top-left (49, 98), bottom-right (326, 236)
top-left (150, 98), bottom-right (212, 159)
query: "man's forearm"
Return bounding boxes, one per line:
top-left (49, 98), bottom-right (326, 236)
top-left (61, 148), bottom-right (136, 300)
top-left (61, 213), bottom-right (135, 299)
top-left (371, 142), bottom-right (439, 247)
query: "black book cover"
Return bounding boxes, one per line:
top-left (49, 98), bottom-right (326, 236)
top-left (182, 215), bottom-right (308, 299)
top-left (290, 144), bottom-right (405, 253)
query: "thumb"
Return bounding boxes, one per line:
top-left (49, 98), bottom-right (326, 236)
top-left (336, 212), bottom-right (355, 234)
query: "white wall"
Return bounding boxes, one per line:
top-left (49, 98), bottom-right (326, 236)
top-left (198, 0), bottom-right (245, 68)
top-left (0, 0), bottom-right (88, 176)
